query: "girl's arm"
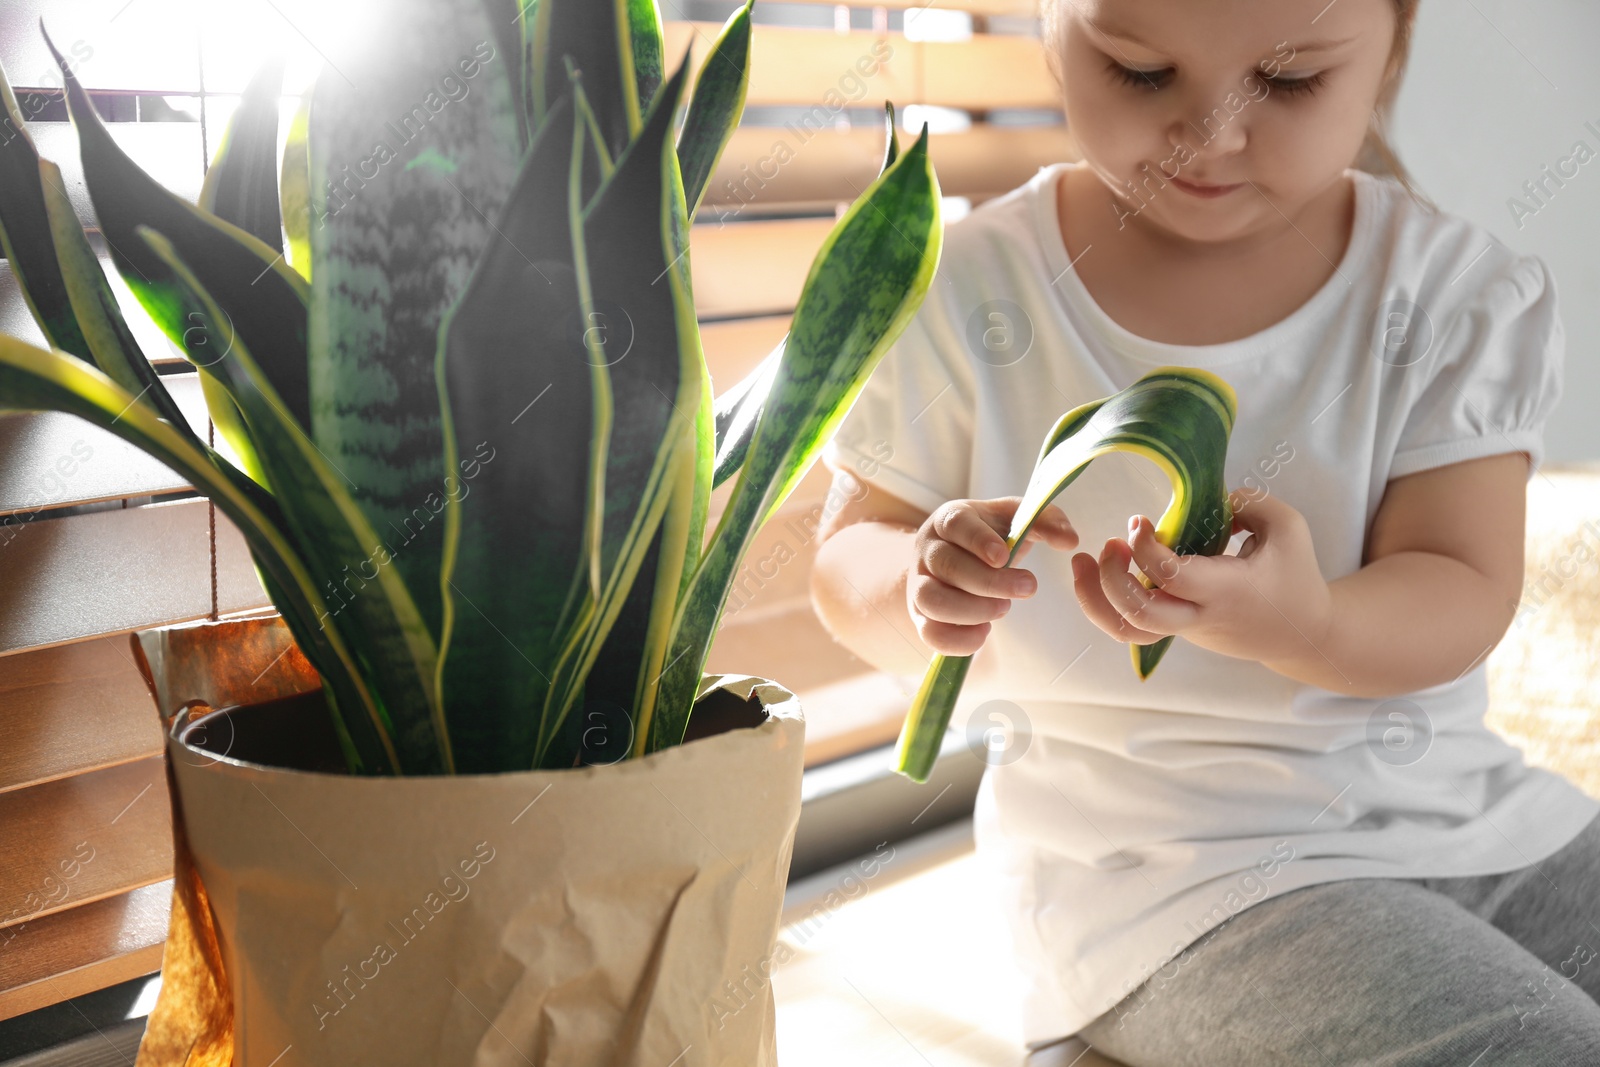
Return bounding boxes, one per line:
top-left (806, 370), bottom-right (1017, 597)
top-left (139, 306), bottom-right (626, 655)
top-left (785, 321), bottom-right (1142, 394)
top-left (1258, 451), bottom-right (1529, 698)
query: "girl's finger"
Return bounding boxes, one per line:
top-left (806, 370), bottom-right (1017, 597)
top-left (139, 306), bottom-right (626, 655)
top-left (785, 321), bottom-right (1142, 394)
top-left (1071, 549), bottom-right (1168, 644)
top-left (1096, 538), bottom-right (1193, 638)
top-left (908, 571), bottom-right (1015, 626)
top-left (923, 538), bottom-right (1037, 601)
top-left (1024, 504), bottom-right (1079, 550)
top-left (932, 502), bottom-right (1013, 566)
top-left (1125, 515), bottom-right (1218, 604)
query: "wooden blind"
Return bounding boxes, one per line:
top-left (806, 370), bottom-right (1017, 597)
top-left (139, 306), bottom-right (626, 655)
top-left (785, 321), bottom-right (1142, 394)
top-left (0, 0), bottom-right (1071, 1023)
top-left (1, 0), bottom-right (263, 1021)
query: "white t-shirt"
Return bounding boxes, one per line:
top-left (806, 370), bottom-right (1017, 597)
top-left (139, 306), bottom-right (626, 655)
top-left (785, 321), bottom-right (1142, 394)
top-left (820, 163), bottom-right (1599, 1047)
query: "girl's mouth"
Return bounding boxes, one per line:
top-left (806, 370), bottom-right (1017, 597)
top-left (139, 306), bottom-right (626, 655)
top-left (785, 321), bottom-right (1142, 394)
top-left (1170, 175), bottom-right (1244, 199)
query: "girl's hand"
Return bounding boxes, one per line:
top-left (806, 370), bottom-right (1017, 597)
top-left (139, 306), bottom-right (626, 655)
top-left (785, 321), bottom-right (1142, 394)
top-left (1071, 487), bottom-right (1335, 668)
top-left (908, 496), bottom-right (1079, 657)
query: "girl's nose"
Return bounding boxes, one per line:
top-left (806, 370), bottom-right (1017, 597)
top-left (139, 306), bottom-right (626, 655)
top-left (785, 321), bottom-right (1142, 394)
top-left (1167, 94), bottom-right (1249, 161)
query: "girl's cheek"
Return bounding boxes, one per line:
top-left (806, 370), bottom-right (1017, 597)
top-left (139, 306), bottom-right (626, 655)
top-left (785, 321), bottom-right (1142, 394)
top-left (1062, 96), bottom-right (1144, 176)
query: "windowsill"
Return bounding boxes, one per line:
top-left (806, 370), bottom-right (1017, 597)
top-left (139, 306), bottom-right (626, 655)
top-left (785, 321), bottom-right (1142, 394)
top-left (776, 818), bottom-right (1031, 1063)
top-left (776, 818), bottom-right (1119, 1067)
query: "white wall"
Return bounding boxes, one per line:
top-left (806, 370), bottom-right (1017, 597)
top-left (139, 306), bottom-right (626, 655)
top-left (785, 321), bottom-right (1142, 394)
top-left (1390, 0), bottom-right (1600, 464)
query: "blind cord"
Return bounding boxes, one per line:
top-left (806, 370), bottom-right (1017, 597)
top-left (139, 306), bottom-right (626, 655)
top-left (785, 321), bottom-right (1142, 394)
top-left (206, 422), bottom-right (219, 622)
top-left (198, 33), bottom-right (219, 623)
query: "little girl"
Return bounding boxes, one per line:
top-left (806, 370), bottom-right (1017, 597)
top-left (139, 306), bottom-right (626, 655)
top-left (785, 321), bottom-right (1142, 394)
top-left (810, 0), bottom-right (1600, 1063)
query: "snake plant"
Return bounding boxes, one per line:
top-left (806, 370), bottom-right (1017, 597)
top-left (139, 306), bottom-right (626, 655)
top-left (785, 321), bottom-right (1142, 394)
top-left (895, 367), bottom-right (1238, 782)
top-left (0, 0), bottom-right (942, 775)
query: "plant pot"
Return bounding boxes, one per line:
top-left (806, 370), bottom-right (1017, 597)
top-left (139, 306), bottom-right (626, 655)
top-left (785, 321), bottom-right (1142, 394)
top-left (129, 615), bottom-right (805, 1067)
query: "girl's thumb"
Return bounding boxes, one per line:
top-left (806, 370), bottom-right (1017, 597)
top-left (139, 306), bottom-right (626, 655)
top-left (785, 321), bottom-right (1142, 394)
top-left (1034, 504), bottom-right (1077, 547)
top-left (1229, 489), bottom-right (1285, 533)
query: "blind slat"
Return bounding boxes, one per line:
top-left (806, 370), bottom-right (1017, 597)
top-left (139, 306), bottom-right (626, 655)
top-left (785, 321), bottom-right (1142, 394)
top-left (0, 880), bottom-right (170, 1024)
top-left (691, 217), bottom-right (833, 320)
top-left (663, 22), bottom-right (1056, 110)
top-left (0, 757), bottom-right (172, 934)
top-left (778, 0), bottom-right (1036, 12)
top-left (701, 314), bottom-right (792, 387)
top-left (0, 498), bottom-right (269, 657)
top-left (706, 124), bottom-right (1073, 210)
top-left (0, 637), bottom-right (165, 795)
top-left (0, 374), bottom-right (208, 519)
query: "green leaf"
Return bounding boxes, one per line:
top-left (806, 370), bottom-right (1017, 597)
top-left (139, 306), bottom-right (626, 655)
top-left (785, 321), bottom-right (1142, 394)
top-left (435, 90), bottom-right (603, 773)
top-left (537, 0), bottom-right (638, 159)
top-left (280, 93), bottom-right (311, 281)
top-left (881, 101), bottom-right (900, 170)
top-left (576, 435), bottom-right (698, 766)
top-left (534, 57), bottom-right (699, 768)
top-left (197, 57), bottom-right (288, 481)
top-left (710, 337), bottom-right (781, 491)
top-left (306, 0), bottom-right (522, 641)
top-left (895, 368), bottom-right (1240, 782)
top-left (481, 0), bottom-right (531, 150)
top-left (45, 30), bottom-right (315, 437)
top-left (707, 108), bottom-right (901, 490)
top-left (568, 59), bottom-right (614, 203)
top-left (140, 227), bottom-right (451, 775)
top-left (37, 159), bottom-right (205, 448)
top-left (0, 61), bottom-right (91, 360)
top-left (650, 125), bottom-right (943, 754)
top-left (0, 333), bottom-right (399, 774)
top-left (626, 0), bottom-right (666, 111)
top-left (521, 0), bottom-right (550, 125)
top-left (199, 57), bottom-right (285, 253)
top-left (676, 0), bottom-right (753, 218)
top-left (2, 54), bottom-right (194, 445)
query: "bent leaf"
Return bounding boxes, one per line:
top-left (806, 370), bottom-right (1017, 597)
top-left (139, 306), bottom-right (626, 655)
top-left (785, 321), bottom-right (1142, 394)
top-left (895, 366), bottom-right (1239, 782)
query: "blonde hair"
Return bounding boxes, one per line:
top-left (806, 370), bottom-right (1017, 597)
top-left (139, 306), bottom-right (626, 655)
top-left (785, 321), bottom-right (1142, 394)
top-left (1040, 0), bottom-right (1436, 212)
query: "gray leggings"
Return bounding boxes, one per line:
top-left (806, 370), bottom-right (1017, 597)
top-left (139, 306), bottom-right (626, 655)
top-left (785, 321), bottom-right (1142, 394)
top-left (1075, 812), bottom-right (1600, 1066)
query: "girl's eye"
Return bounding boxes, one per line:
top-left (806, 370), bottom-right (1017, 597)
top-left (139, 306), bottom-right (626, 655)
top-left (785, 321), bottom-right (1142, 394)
top-left (1261, 70), bottom-right (1328, 98)
top-left (1108, 62), bottom-right (1173, 90)
top-left (1106, 62), bottom-right (1329, 100)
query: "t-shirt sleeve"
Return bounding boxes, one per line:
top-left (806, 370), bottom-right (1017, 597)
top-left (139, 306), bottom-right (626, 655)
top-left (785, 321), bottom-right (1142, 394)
top-left (1390, 252), bottom-right (1565, 483)
top-left (820, 283), bottom-right (977, 515)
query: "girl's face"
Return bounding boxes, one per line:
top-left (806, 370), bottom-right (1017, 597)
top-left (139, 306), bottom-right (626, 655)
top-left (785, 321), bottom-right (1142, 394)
top-left (1053, 0), bottom-right (1399, 246)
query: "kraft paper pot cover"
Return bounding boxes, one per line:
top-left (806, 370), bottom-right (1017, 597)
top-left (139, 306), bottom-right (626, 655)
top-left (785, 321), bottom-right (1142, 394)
top-left (130, 614), bottom-right (806, 1067)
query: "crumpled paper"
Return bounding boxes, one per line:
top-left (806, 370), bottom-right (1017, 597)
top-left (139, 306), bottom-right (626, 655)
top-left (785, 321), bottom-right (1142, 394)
top-left (130, 614), bottom-right (805, 1066)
